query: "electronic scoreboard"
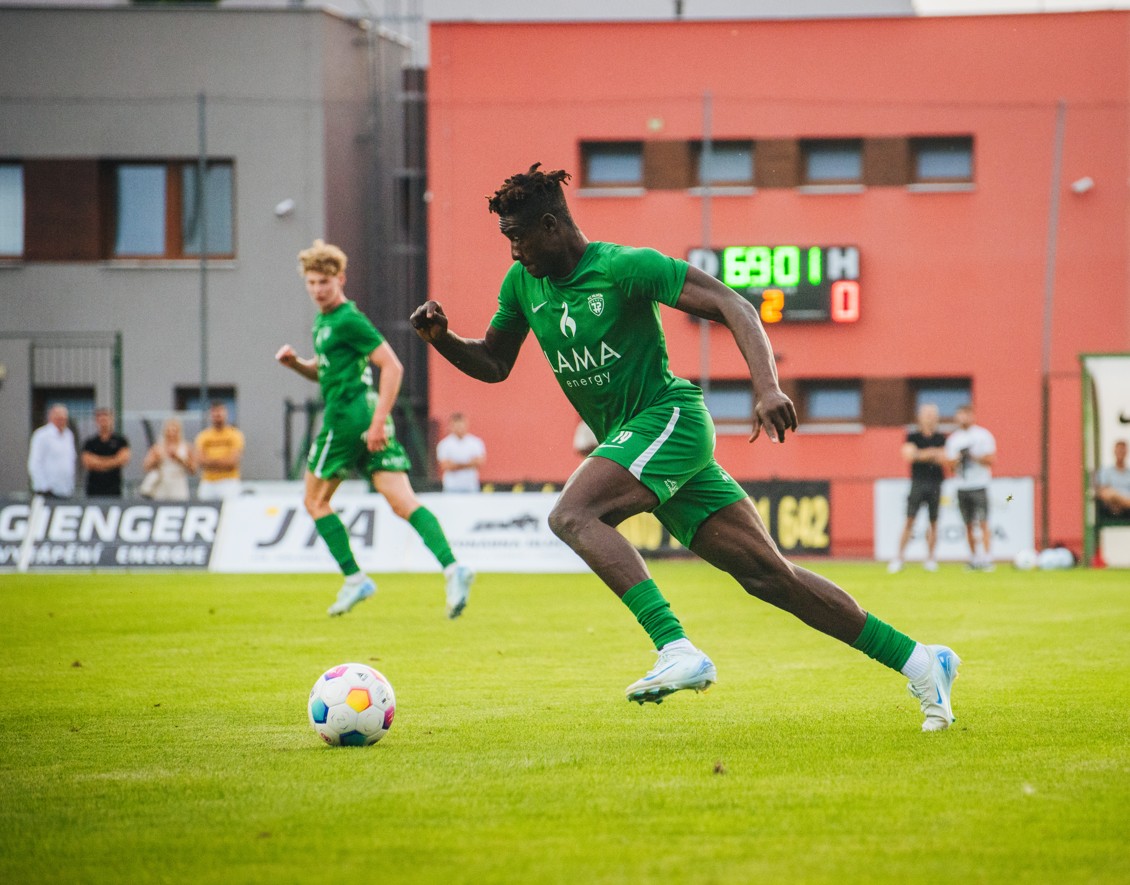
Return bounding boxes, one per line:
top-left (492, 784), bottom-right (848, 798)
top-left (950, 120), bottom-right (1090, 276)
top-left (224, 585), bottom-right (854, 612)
top-left (687, 245), bottom-right (861, 324)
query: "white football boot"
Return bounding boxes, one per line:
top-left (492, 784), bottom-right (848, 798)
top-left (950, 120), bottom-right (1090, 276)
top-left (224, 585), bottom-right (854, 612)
top-left (444, 563), bottom-right (474, 619)
top-left (908, 644), bottom-right (961, 732)
top-left (327, 576), bottom-right (376, 617)
top-left (626, 645), bottom-right (717, 704)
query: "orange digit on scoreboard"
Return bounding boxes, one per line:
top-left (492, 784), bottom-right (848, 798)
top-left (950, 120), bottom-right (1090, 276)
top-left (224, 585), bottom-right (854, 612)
top-left (760, 288), bottom-right (785, 324)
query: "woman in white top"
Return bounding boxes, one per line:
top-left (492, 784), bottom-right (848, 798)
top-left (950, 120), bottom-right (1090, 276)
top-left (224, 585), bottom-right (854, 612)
top-left (142, 418), bottom-right (197, 500)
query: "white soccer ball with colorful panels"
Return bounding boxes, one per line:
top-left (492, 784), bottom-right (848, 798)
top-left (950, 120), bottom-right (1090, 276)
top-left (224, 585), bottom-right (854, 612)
top-left (308, 663), bottom-right (395, 746)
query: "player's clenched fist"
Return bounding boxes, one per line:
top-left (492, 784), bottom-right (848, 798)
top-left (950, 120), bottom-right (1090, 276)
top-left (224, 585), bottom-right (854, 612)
top-left (275, 344), bottom-right (299, 367)
top-left (410, 301), bottom-right (449, 342)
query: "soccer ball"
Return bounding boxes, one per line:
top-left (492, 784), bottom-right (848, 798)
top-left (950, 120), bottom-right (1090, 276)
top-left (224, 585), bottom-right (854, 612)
top-left (1012, 549), bottom-right (1038, 571)
top-left (308, 662), bottom-right (395, 747)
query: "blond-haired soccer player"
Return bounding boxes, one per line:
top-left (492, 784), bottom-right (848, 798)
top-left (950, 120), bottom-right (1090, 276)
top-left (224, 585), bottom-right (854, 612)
top-left (277, 239), bottom-right (474, 618)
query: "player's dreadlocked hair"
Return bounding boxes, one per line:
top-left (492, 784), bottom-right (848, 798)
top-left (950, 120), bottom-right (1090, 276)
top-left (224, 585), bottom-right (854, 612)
top-left (297, 239), bottom-right (347, 277)
top-left (487, 163), bottom-right (573, 222)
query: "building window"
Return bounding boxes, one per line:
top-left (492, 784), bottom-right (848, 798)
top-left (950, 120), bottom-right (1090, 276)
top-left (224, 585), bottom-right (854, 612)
top-left (801, 140), bottom-right (863, 185)
top-left (0, 163), bottom-right (25, 256)
top-left (182, 163), bottom-right (234, 256)
top-left (581, 142), bottom-right (643, 187)
top-left (32, 387), bottom-right (95, 436)
top-left (912, 379), bottom-right (972, 421)
top-left (114, 164), bottom-right (167, 256)
top-left (911, 137), bottom-right (973, 183)
top-left (111, 160), bottom-right (234, 258)
top-left (701, 381), bottom-right (753, 425)
top-left (175, 385), bottom-right (238, 423)
top-left (696, 141), bottom-right (754, 186)
top-left (800, 380), bottom-right (862, 423)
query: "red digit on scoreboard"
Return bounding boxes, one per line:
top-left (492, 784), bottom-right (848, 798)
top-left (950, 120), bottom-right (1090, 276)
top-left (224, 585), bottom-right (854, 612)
top-left (830, 280), bottom-right (860, 323)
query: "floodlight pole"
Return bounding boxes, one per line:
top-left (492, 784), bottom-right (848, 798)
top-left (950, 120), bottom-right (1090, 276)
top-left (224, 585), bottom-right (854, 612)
top-left (198, 92), bottom-right (210, 421)
top-left (1039, 99), bottom-right (1067, 550)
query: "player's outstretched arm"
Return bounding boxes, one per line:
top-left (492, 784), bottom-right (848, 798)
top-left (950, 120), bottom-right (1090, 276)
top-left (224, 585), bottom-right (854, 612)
top-left (674, 266), bottom-right (798, 443)
top-left (410, 300), bottom-right (526, 383)
top-left (274, 344), bottom-right (319, 382)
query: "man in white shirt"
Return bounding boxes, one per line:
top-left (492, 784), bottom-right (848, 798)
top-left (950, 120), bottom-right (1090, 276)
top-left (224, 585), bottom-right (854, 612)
top-left (1095, 439), bottom-right (1130, 517)
top-left (436, 413), bottom-right (486, 492)
top-left (944, 404), bottom-right (997, 570)
top-left (28, 403), bottom-right (77, 497)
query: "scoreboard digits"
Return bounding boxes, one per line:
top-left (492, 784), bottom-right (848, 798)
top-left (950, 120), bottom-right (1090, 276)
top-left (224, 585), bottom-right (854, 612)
top-left (688, 245), bottom-right (860, 324)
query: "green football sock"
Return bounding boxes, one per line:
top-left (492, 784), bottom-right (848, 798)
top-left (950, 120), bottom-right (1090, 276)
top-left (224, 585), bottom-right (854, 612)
top-left (622, 579), bottom-right (687, 650)
top-left (407, 507), bottom-right (456, 569)
top-left (314, 513), bottom-right (360, 576)
top-left (851, 612), bottom-right (917, 672)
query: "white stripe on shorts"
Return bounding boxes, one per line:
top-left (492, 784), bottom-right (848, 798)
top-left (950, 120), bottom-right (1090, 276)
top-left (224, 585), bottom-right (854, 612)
top-left (629, 407), bottom-right (680, 479)
top-left (313, 429), bottom-right (334, 478)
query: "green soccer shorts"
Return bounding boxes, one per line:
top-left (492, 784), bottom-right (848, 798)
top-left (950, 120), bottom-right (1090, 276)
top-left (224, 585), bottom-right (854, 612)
top-left (307, 406), bottom-right (412, 480)
top-left (589, 400), bottom-right (748, 547)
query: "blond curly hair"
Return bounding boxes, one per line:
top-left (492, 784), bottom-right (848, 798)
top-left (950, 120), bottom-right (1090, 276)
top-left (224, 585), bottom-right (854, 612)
top-left (297, 239), bottom-right (348, 277)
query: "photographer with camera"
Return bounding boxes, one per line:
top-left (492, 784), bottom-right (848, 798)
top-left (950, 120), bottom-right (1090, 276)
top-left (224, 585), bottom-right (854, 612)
top-left (945, 405), bottom-right (997, 571)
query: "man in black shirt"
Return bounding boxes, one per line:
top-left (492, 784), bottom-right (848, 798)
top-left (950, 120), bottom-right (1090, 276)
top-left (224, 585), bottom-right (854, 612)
top-left (889, 404), bottom-right (947, 573)
top-left (81, 407), bottom-right (131, 497)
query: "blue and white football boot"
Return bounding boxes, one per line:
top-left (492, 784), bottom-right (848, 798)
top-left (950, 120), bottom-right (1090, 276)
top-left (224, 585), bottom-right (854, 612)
top-left (444, 563), bottom-right (475, 619)
top-left (327, 576), bottom-right (376, 617)
top-left (908, 644), bottom-right (961, 731)
top-left (626, 645), bottom-right (717, 704)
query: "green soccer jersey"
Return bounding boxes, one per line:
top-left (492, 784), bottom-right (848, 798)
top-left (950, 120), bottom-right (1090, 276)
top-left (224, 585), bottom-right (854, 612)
top-left (489, 241), bottom-right (702, 442)
top-left (312, 300), bottom-right (385, 419)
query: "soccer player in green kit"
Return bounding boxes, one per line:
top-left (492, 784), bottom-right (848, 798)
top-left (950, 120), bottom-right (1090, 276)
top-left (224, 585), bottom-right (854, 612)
top-left (411, 165), bottom-right (961, 731)
top-left (277, 239), bottom-right (474, 618)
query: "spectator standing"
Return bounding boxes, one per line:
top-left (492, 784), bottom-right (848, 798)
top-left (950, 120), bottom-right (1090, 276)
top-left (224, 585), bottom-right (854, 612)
top-left (28, 403), bottom-right (76, 498)
top-left (81, 407), bottom-right (131, 497)
top-left (436, 412), bottom-right (486, 492)
top-left (945, 404), bottom-right (997, 571)
top-left (888, 403), bottom-right (947, 573)
top-left (194, 401), bottom-right (245, 500)
top-left (1095, 439), bottom-right (1130, 517)
top-left (141, 418), bottom-right (196, 501)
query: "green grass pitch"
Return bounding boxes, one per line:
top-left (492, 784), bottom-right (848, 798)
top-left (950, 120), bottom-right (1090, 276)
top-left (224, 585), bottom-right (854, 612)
top-left (2, 562), bottom-right (1127, 884)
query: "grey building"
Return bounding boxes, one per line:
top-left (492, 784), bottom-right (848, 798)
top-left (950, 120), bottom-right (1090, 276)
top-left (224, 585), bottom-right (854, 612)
top-left (0, 5), bottom-right (427, 494)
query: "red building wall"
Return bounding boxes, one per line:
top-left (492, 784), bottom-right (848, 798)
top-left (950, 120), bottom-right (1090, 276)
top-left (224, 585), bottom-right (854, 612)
top-left (426, 12), bottom-right (1130, 556)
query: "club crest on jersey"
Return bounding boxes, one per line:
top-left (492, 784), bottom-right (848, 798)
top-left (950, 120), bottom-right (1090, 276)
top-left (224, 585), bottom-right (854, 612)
top-left (587, 293), bottom-right (605, 317)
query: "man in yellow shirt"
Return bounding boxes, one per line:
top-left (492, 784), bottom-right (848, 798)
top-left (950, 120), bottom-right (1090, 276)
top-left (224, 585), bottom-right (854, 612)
top-left (194, 402), bottom-right (245, 500)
